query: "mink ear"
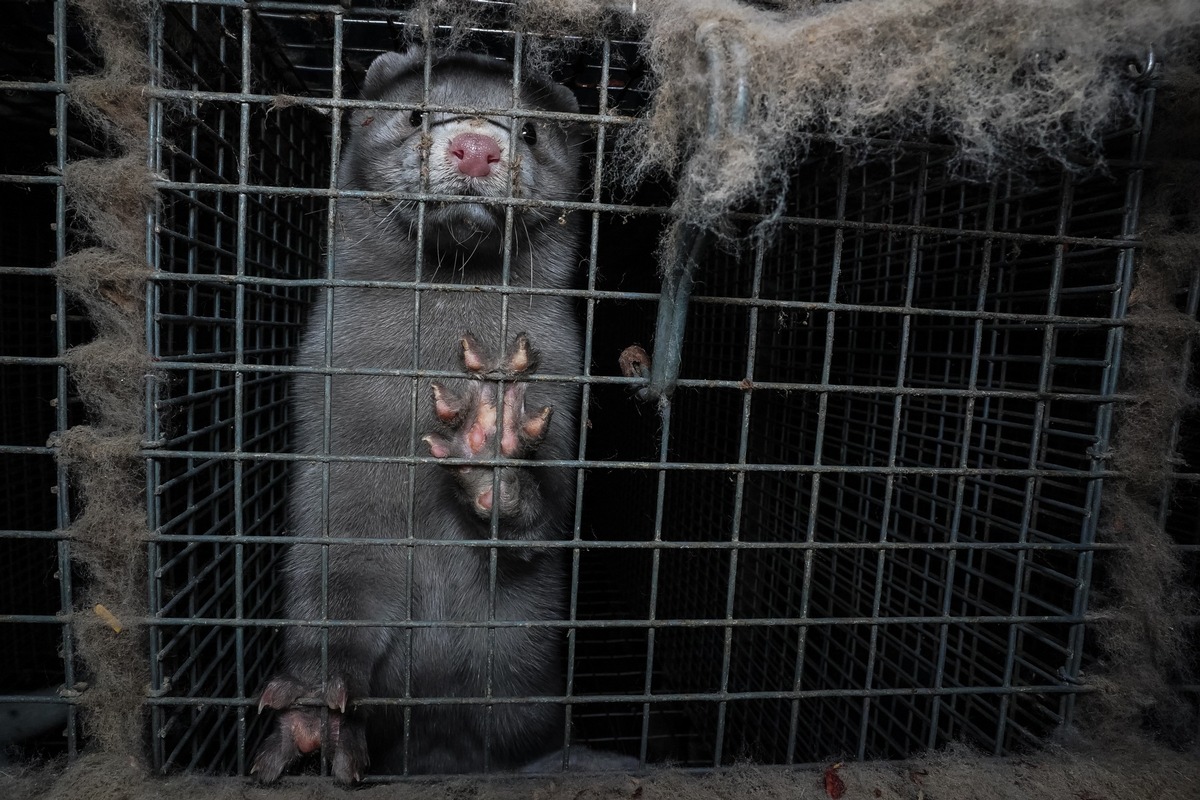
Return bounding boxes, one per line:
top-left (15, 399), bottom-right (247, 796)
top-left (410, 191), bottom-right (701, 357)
top-left (527, 77), bottom-right (583, 151)
top-left (539, 79), bottom-right (579, 116)
top-left (361, 49), bottom-right (424, 100)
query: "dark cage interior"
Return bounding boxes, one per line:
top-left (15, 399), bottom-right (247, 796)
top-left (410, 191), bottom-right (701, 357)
top-left (0, 0), bottom-right (1189, 781)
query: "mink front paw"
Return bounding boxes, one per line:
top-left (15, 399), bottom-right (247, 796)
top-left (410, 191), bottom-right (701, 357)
top-left (251, 674), bottom-right (368, 783)
top-left (424, 332), bottom-right (553, 520)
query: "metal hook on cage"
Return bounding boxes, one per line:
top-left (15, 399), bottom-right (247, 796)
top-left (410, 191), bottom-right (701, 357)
top-left (640, 29), bottom-right (750, 407)
top-left (1128, 47), bottom-right (1158, 83)
top-left (754, 182), bottom-right (789, 244)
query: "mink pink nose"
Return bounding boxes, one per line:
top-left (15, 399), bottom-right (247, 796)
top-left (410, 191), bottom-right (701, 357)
top-left (448, 132), bottom-right (502, 178)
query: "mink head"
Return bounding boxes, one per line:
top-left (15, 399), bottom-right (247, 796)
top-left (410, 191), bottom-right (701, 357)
top-left (341, 50), bottom-right (583, 247)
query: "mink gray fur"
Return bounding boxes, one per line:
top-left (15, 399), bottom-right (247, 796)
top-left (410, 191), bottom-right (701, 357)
top-left (252, 49), bottom-right (589, 782)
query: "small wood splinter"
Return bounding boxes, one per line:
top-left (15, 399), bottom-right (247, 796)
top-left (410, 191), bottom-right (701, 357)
top-left (94, 603), bottom-right (123, 633)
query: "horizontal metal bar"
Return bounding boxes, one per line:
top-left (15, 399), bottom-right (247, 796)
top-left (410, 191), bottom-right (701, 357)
top-left (0, 614), bottom-right (67, 624)
top-left (146, 177), bottom-right (1142, 248)
top-left (146, 612), bottom-right (1113, 629)
top-left (0, 174), bottom-right (63, 186)
top-left (152, 180), bottom-right (669, 215)
top-left (137, 449), bottom-right (1121, 477)
top-left (0, 355), bottom-right (1138, 404)
top-left (153, 0), bottom-right (623, 34)
top-left (137, 269), bottom-right (1135, 326)
top-left (0, 80), bottom-right (67, 92)
top-left (0, 266), bottom-right (58, 277)
top-left (147, 87), bottom-right (637, 126)
top-left (0, 444), bottom-right (59, 455)
top-left (142, 533), bottom-right (1133, 552)
top-left (0, 529), bottom-right (68, 540)
top-left (0, 694), bottom-right (75, 704)
top-left (143, 682), bottom-right (1095, 709)
top-left (134, 362), bottom-right (1139, 402)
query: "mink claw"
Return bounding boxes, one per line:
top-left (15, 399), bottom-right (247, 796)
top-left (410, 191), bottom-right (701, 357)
top-left (431, 382), bottom-right (466, 423)
top-left (506, 332), bottom-right (540, 374)
top-left (523, 405), bottom-right (553, 446)
top-left (460, 332), bottom-right (489, 373)
top-left (424, 434), bottom-right (451, 459)
top-left (258, 675), bottom-right (304, 714)
top-left (325, 676), bottom-right (348, 713)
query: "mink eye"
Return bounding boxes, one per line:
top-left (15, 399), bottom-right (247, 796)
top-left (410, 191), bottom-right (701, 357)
top-left (520, 122), bottom-right (537, 145)
top-left (409, 109), bottom-right (424, 127)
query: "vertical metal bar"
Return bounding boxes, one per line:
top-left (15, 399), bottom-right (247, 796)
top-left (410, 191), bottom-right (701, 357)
top-left (711, 208), bottom-right (769, 766)
top-left (230, 6), bottom-right (253, 775)
top-left (143, 78), bottom-right (163, 773)
top-left (774, 191), bottom-right (807, 655)
top-left (1066, 80), bottom-right (1158, 730)
top-left (563, 36), bottom-right (613, 768)
top-left (145, 0), bottom-right (170, 771)
top-left (401, 41), bottom-right (435, 776)
top-left (638, 398), bottom-right (672, 765)
top-left (51, 0), bottom-right (77, 761)
top-left (499, 34), bottom-right (521, 341)
top-left (480, 31), bottom-right (529, 772)
top-left (999, 176), bottom-right (1073, 753)
top-left (921, 181), bottom-right (998, 753)
top-left (857, 151), bottom-right (927, 759)
top-left (182, 5), bottom-right (202, 767)
top-left (785, 153), bottom-right (850, 762)
top-left (318, 8), bottom-right (347, 778)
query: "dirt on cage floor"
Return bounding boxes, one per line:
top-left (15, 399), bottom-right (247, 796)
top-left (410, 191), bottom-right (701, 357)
top-left (3, 739), bottom-right (1199, 800)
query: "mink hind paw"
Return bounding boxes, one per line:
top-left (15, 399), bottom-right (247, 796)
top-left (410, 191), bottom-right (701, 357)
top-left (251, 674), bottom-right (368, 783)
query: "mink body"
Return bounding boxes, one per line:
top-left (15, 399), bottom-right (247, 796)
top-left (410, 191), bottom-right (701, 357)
top-left (253, 49), bottom-right (584, 781)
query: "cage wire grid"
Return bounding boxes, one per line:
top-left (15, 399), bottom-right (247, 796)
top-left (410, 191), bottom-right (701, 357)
top-left (656, 144), bottom-right (1150, 763)
top-left (0, 0), bottom-right (1185, 782)
top-left (0, 0), bottom-right (83, 763)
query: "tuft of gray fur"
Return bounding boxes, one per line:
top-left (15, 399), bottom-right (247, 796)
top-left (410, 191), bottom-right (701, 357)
top-left (254, 50), bottom-right (586, 781)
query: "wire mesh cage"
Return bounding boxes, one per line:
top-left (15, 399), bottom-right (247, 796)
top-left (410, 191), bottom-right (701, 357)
top-left (0, 0), bottom-right (90, 764)
top-left (145, 3), bottom-right (329, 770)
top-left (652, 146), bottom-right (1149, 763)
top-left (0, 0), bottom-right (1189, 783)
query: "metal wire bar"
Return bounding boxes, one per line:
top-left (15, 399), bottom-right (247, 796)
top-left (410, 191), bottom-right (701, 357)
top-left (560, 34), bottom-right (616, 768)
top-left (857, 150), bottom-right (929, 759)
top-left (921, 173), bottom-right (998, 751)
top-left (140, 613), bottom-right (1128, 631)
top-left (52, 0), bottom-right (78, 758)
